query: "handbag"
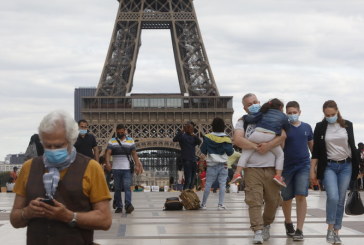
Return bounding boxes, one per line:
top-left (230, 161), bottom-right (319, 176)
top-left (163, 197), bottom-right (183, 211)
top-left (345, 182), bottom-right (364, 215)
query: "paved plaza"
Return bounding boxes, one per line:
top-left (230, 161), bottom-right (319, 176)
top-left (1, 190), bottom-right (364, 244)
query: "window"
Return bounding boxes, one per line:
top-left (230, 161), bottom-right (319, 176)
top-left (132, 99), bottom-right (149, 108)
top-left (166, 98), bottom-right (182, 108)
top-left (150, 98), bottom-right (165, 108)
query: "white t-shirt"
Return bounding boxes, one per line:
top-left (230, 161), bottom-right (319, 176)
top-left (235, 119), bottom-right (276, 168)
top-left (112, 155), bottom-right (130, 170)
top-left (325, 123), bottom-right (351, 161)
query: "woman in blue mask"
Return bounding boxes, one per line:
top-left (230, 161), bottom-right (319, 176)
top-left (310, 100), bottom-right (359, 244)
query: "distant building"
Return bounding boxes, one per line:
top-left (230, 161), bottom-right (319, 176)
top-left (5, 154), bottom-right (26, 165)
top-left (0, 164), bottom-right (22, 173)
top-left (74, 87), bottom-right (96, 122)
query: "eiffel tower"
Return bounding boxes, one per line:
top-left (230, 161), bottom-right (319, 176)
top-left (80, 0), bottom-right (234, 185)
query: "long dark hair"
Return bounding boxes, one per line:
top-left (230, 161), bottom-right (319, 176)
top-left (260, 98), bottom-right (284, 113)
top-left (322, 100), bottom-right (346, 127)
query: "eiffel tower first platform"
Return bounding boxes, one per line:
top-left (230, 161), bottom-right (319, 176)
top-left (78, 0), bottom-right (234, 183)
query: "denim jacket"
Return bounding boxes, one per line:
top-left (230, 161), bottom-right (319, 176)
top-left (243, 109), bottom-right (290, 135)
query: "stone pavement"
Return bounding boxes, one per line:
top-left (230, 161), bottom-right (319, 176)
top-left (1, 190), bottom-right (364, 244)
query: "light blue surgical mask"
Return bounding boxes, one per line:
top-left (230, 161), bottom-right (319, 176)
top-left (288, 114), bottom-right (299, 123)
top-left (326, 114), bottom-right (338, 124)
top-left (44, 147), bottom-right (69, 164)
top-left (248, 104), bottom-right (261, 114)
top-left (79, 129), bottom-right (87, 135)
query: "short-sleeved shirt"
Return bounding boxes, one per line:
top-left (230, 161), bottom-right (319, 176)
top-left (283, 122), bottom-right (313, 170)
top-left (74, 133), bottom-right (98, 159)
top-left (13, 159), bottom-right (111, 204)
top-left (235, 119), bottom-right (275, 167)
top-left (107, 137), bottom-right (136, 170)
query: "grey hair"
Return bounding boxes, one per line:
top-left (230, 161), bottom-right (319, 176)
top-left (38, 110), bottom-right (79, 146)
top-left (242, 93), bottom-right (256, 104)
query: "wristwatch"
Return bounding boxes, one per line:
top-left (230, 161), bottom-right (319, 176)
top-left (68, 212), bottom-right (77, 228)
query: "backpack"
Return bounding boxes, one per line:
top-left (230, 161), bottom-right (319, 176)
top-left (179, 189), bottom-right (201, 210)
top-left (163, 197), bottom-right (183, 211)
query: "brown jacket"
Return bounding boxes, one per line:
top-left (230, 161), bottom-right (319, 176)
top-left (26, 154), bottom-right (93, 245)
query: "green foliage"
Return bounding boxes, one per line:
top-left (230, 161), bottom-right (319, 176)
top-left (0, 171), bottom-right (11, 187)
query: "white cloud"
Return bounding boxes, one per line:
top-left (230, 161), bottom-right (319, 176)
top-left (1, 0), bottom-right (364, 160)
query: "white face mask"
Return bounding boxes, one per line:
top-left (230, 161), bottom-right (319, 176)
top-left (288, 114), bottom-right (299, 123)
top-left (248, 104), bottom-right (261, 114)
top-left (326, 114), bottom-right (338, 124)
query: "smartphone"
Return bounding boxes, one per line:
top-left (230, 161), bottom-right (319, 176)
top-left (40, 198), bottom-right (55, 206)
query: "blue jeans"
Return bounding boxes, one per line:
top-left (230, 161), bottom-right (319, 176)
top-left (281, 164), bottom-right (310, 201)
top-left (202, 163), bottom-right (228, 206)
top-left (323, 161), bottom-right (352, 230)
top-left (112, 169), bottom-right (132, 208)
top-left (183, 160), bottom-right (197, 190)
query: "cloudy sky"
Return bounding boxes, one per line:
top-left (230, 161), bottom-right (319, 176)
top-left (1, 0), bottom-right (364, 161)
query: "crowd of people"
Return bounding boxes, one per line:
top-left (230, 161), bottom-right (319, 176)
top-left (9, 92), bottom-right (364, 244)
top-left (171, 93), bottom-right (363, 244)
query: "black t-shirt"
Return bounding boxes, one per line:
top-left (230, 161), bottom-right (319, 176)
top-left (74, 133), bottom-right (97, 159)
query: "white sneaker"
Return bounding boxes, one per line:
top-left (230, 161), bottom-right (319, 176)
top-left (262, 225), bottom-right (270, 241)
top-left (334, 232), bottom-right (342, 244)
top-left (253, 230), bottom-right (263, 244)
top-left (326, 229), bottom-right (335, 244)
top-left (218, 204), bottom-right (226, 210)
top-left (200, 204), bottom-right (207, 210)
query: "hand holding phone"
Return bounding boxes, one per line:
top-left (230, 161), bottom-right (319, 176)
top-left (40, 198), bottom-right (55, 206)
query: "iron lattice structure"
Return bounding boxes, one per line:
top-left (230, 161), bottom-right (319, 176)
top-left (80, 0), bottom-right (234, 183)
top-left (96, 0), bottom-right (219, 97)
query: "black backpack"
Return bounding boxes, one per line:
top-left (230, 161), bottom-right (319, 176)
top-left (163, 197), bottom-right (183, 211)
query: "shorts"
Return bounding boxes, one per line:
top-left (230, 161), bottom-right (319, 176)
top-left (281, 164), bottom-right (310, 201)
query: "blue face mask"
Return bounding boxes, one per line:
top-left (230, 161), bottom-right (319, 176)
top-left (44, 147), bottom-right (69, 164)
top-left (248, 104), bottom-right (261, 114)
top-left (79, 129), bottom-right (87, 135)
top-left (288, 114), bottom-right (299, 123)
top-left (326, 114), bottom-right (338, 124)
